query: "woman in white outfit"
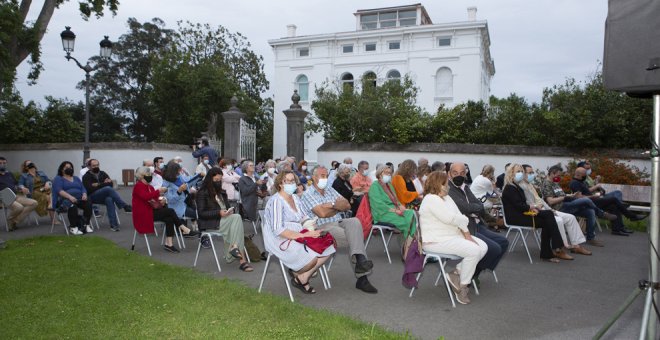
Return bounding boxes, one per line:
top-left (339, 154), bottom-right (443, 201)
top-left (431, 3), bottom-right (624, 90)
top-left (470, 165), bottom-right (497, 211)
top-left (418, 170), bottom-right (488, 305)
top-left (262, 170), bottom-right (336, 294)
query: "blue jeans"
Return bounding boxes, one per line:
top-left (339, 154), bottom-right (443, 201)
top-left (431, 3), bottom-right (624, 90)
top-left (90, 186), bottom-right (127, 227)
top-left (604, 190), bottom-right (623, 202)
top-left (474, 223), bottom-right (509, 277)
top-left (560, 197), bottom-right (601, 240)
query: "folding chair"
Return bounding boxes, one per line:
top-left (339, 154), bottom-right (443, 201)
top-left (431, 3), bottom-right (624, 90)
top-left (48, 207), bottom-right (70, 235)
top-left (0, 188), bottom-right (17, 232)
top-left (365, 222), bottom-right (398, 264)
top-left (192, 231), bottom-right (251, 273)
top-left (91, 203), bottom-right (121, 230)
top-left (409, 252), bottom-right (480, 308)
top-left (258, 253), bottom-right (331, 302)
top-left (502, 202), bottom-right (541, 264)
top-left (131, 228), bottom-right (153, 256)
top-left (157, 221), bottom-right (184, 249)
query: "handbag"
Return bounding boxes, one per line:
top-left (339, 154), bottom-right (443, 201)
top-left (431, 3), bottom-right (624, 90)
top-left (147, 198), bottom-right (163, 209)
top-left (402, 223), bottom-right (424, 289)
top-left (280, 229), bottom-right (336, 254)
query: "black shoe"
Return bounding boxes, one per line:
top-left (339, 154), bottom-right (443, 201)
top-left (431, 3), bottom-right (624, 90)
top-left (110, 225), bottom-right (120, 232)
top-left (628, 214), bottom-right (648, 222)
top-left (355, 260), bottom-right (374, 274)
top-left (621, 228), bottom-right (634, 234)
top-left (426, 257), bottom-right (439, 264)
top-left (183, 230), bottom-right (200, 238)
top-left (260, 252), bottom-right (268, 261)
top-left (123, 205), bottom-right (132, 212)
top-left (611, 230), bottom-right (630, 236)
top-left (356, 277), bottom-right (378, 294)
top-left (164, 245), bottom-right (180, 253)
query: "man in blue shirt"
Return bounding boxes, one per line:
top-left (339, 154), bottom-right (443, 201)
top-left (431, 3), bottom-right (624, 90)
top-left (191, 138), bottom-right (219, 166)
top-left (300, 166), bottom-right (377, 294)
top-left (0, 157), bottom-right (37, 231)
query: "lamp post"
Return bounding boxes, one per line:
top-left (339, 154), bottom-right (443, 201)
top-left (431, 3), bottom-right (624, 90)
top-left (60, 26), bottom-right (113, 163)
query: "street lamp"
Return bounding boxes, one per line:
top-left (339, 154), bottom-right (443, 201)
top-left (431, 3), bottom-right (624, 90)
top-left (60, 26), bottom-right (113, 163)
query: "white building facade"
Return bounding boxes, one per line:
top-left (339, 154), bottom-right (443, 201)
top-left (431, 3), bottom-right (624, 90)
top-left (269, 4), bottom-right (495, 162)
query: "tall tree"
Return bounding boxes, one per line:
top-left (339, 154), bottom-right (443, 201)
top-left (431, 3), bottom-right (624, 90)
top-left (0, 0), bottom-right (119, 90)
top-left (86, 17), bottom-right (174, 141)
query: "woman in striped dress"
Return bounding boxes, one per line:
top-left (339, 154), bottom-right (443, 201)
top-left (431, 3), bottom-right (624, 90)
top-left (262, 170), bottom-right (335, 294)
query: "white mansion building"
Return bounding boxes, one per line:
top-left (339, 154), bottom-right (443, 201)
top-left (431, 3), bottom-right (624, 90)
top-left (269, 4), bottom-right (495, 162)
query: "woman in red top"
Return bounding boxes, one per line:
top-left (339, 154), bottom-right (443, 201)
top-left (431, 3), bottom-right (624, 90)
top-left (132, 166), bottom-right (180, 253)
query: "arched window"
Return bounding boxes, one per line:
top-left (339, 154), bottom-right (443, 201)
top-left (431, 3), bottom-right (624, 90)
top-left (363, 71), bottom-right (377, 88)
top-left (296, 75), bottom-right (309, 101)
top-left (386, 69), bottom-right (401, 83)
top-left (435, 67), bottom-right (453, 98)
top-left (341, 73), bottom-right (354, 91)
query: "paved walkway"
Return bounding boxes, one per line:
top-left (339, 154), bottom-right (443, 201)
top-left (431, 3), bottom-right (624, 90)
top-left (2, 186), bottom-right (651, 339)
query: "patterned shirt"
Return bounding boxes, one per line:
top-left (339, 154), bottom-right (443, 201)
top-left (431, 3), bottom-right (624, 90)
top-left (540, 179), bottom-right (567, 210)
top-left (300, 186), bottom-right (342, 226)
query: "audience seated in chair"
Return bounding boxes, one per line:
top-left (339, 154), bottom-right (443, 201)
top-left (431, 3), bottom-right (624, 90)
top-left (52, 161), bottom-right (93, 235)
top-left (0, 157), bottom-right (37, 231)
top-left (82, 159), bottom-right (132, 232)
top-left (18, 160), bottom-right (53, 222)
top-left (161, 160), bottom-right (199, 238)
top-left (392, 159), bottom-right (423, 209)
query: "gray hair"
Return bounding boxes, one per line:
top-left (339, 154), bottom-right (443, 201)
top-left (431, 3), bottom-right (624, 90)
top-left (142, 159), bottom-right (153, 166)
top-left (265, 159), bottom-right (276, 168)
top-left (343, 157), bottom-right (353, 164)
top-left (337, 164), bottom-right (352, 175)
top-left (312, 165), bottom-right (327, 177)
top-left (375, 164), bottom-right (391, 179)
top-left (135, 166), bottom-right (151, 181)
top-left (276, 160), bottom-right (291, 173)
top-left (241, 160), bottom-right (253, 174)
top-left (357, 160), bottom-right (369, 169)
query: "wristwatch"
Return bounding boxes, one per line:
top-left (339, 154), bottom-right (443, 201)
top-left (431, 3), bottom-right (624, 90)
top-left (332, 201), bottom-right (336, 209)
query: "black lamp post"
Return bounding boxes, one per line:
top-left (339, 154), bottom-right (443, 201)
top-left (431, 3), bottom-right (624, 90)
top-left (60, 26), bottom-right (113, 163)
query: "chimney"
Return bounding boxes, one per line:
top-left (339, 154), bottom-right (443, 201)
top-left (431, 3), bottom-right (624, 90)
top-left (287, 24), bottom-right (297, 38)
top-left (467, 7), bottom-right (477, 21)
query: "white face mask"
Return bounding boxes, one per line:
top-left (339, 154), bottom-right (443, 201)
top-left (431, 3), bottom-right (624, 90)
top-left (203, 159), bottom-right (209, 165)
top-left (316, 178), bottom-right (328, 190)
top-left (148, 166), bottom-right (155, 173)
top-left (226, 165), bottom-right (232, 171)
top-left (382, 175), bottom-right (392, 184)
top-left (283, 183), bottom-right (297, 195)
top-left (267, 168), bottom-right (275, 175)
top-left (301, 165), bottom-right (307, 171)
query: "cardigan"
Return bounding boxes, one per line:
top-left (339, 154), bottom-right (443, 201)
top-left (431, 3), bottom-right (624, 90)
top-left (392, 175), bottom-right (418, 205)
top-left (418, 194), bottom-right (469, 243)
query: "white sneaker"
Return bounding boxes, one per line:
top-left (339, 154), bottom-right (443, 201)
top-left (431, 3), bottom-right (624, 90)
top-left (70, 227), bottom-right (83, 235)
top-left (85, 225), bottom-right (94, 233)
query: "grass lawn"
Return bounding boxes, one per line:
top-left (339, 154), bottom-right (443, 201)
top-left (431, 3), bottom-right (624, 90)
top-left (0, 236), bottom-right (409, 339)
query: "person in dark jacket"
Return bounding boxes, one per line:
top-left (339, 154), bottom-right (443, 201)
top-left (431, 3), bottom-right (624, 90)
top-left (501, 164), bottom-right (565, 263)
top-left (238, 160), bottom-right (262, 222)
top-left (331, 164), bottom-right (361, 215)
top-left (196, 167), bottom-right (252, 272)
top-left (82, 159), bottom-right (131, 231)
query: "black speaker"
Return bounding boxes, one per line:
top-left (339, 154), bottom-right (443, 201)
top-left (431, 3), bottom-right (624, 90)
top-left (603, 0), bottom-right (660, 97)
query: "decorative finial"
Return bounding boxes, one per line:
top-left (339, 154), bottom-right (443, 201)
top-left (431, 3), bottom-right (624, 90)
top-left (230, 95), bottom-right (238, 108)
top-left (290, 90), bottom-right (301, 109)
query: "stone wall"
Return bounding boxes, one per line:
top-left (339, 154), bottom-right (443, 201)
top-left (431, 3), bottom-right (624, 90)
top-left (0, 142), bottom-right (198, 184)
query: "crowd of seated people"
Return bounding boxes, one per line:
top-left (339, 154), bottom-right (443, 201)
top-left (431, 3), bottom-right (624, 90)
top-left (2, 148), bottom-right (646, 303)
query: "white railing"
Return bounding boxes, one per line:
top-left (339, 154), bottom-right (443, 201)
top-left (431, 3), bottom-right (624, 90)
top-left (240, 119), bottom-right (256, 162)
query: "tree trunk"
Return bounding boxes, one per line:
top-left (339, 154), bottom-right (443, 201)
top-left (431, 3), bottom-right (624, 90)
top-left (11, 0), bottom-right (57, 67)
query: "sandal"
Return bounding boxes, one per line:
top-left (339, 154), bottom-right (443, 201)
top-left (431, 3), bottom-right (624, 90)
top-left (229, 247), bottom-right (242, 259)
top-left (291, 276), bottom-right (316, 294)
top-left (239, 262), bottom-right (254, 272)
top-left (541, 257), bottom-right (561, 263)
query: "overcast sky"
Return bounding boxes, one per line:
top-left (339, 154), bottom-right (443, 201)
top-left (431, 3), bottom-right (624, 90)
top-left (15, 0), bottom-right (607, 106)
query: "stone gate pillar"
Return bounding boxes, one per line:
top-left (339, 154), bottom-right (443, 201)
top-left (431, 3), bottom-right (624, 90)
top-left (283, 90), bottom-right (308, 162)
top-left (221, 96), bottom-right (246, 161)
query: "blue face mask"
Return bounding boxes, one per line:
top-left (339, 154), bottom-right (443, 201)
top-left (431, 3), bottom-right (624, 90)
top-left (283, 183), bottom-right (297, 195)
top-left (586, 169), bottom-right (592, 176)
top-left (527, 173), bottom-right (535, 182)
top-left (514, 172), bottom-right (524, 183)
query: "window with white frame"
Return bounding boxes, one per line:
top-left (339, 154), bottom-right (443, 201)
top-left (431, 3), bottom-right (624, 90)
top-left (387, 69), bottom-right (401, 82)
top-left (298, 47), bottom-right (309, 57)
top-left (388, 41), bottom-right (401, 50)
top-left (363, 71), bottom-right (377, 88)
top-left (435, 67), bottom-right (453, 98)
top-left (437, 37), bottom-right (452, 47)
top-left (359, 9), bottom-right (417, 29)
top-left (296, 75), bottom-right (309, 102)
top-left (364, 42), bottom-right (376, 52)
top-left (342, 44), bottom-right (353, 53)
top-left (341, 73), bottom-right (354, 91)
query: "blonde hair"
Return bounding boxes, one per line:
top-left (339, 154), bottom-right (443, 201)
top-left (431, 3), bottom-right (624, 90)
top-left (504, 163), bottom-right (524, 187)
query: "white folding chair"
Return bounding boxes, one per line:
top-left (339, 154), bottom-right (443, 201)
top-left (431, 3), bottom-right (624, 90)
top-left (258, 253), bottom-right (331, 302)
top-left (131, 228), bottom-right (153, 256)
top-left (502, 202), bottom-right (541, 264)
top-left (0, 188), bottom-right (17, 232)
top-left (193, 231), bottom-right (251, 273)
top-left (364, 222), bottom-right (398, 264)
top-left (157, 221), bottom-right (184, 249)
top-left (49, 207), bottom-right (70, 235)
top-left (409, 252), bottom-right (480, 308)
top-left (91, 203), bottom-right (121, 230)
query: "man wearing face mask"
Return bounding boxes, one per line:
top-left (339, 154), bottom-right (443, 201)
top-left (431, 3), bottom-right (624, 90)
top-left (350, 160), bottom-right (372, 195)
top-left (300, 166), bottom-right (378, 293)
top-left (82, 159), bottom-right (132, 232)
top-left (542, 165), bottom-right (614, 247)
top-left (192, 138), bottom-right (218, 166)
top-left (447, 162), bottom-right (509, 284)
top-left (0, 157), bottom-right (38, 231)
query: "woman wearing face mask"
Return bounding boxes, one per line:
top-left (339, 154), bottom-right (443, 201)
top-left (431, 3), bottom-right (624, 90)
top-left (259, 159), bottom-right (277, 194)
top-left (52, 161), bottom-right (93, 235)
top-left (19, 160), bottom-right (53, 220)
top-left (132, 166), bottom-right (179, 253)
top-left (161, 160), bottom-right (199, 237)
top-left (332, 164), bottom-right (361, 215)
top-left (295, 160), bottom-right (310, 186)
top-left (392, 159), bottom-right (424, 209)
top-left (501, 163), bottom-right (564, 263)
top-left (262, 170), bottom-right (335, 294)
top-left (368, 164), bottom-right (417, 246)
top-left (219, 159), bottom-right (241, 202)
top-left (196, 167), bottom-right (253, 271)
top-left (238, 161), bottom-right (263, 223)
top-left (195, 155), bottom-right (212, 178)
